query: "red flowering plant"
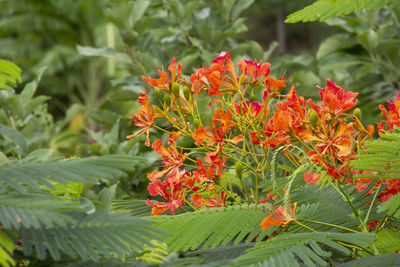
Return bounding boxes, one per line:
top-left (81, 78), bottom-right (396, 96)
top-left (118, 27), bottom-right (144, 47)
top-left (128, 52), bottom-right (400, 236)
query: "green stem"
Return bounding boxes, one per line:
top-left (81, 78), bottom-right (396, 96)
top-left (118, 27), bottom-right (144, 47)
top-left (295, 221), bottom-right (316, 232)
top-left (299, 219), bottom-right (359, 233)
top-left (363, 182), bottom-right (383, 226)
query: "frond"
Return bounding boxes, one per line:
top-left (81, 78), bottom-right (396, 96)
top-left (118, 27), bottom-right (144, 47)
top-left (0, 155), bottom-right (146, 193)
top-left (235, 232), bottom-right (375, 266)
top-left (378, 193), bottom-right (400, 218)
top-left (337, 254), bottom-right (400, 267)
top-left (183, 243), bottom-right (253, 265)
top-left (152, 204), bottom-right (270, 252)
top-left (291, 185), bottom-right (356, 230)
top-left (289, 184), bottom-right (382, 232)
top-left (285, 0), bottom-right (397, 23)
top-left (374, 229), bottom-right (400, 254)
top-left (0, 230), bottom-right (15, 267)
top-left (0, 59), bottom-right (22, 91)
top-left (19, 211), bottom-right (163, 261)
top-left (350, 131), bottom-right (400, 180)
top-left (112, 199), bottom-right (152, 217)
top-left (0, 194), bottom-right (81, 230)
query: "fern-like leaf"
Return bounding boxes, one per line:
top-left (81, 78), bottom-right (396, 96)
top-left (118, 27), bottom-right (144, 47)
top-left (19, 211), bottom-right (163, 261)
top-left (152, 204), bottom-right (270, 252)
top-left (285, 0), bottom-right (398, 23)
top-left (0, 59), bottom-right (22, 91)
top-left (184, 243), bottom-right (253, 264)
top-left (337, 254), bottom-right (400, 267)
top-left (374, 229), bottom-right (400, 254)
top-left (290, 184), bottom-right (382, 232)
top-left (0, 230), bottom-right (15, 267)
top-left (112, 199), bottom-right (152, 217)
top-left (0, 195), bottom-right (81, 230)
top-left (378, 193), bottom-right (400, 218)
top-left (235, 232), bottom-right (375, 266)
top-left (0, 155), bottom-right (145, 193)
top-left (350, 131), bottom-right (400, 180)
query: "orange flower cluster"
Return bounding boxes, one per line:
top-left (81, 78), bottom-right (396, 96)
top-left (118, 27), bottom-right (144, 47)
top-left (128, 51), bottom-right (400, 221)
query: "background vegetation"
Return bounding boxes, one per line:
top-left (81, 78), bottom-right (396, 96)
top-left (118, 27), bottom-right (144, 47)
top-left (0, 0), bottom-right (399, 266)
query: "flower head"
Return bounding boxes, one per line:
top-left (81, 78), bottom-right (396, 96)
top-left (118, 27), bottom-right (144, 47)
top-left (127, 93), bottom-right (157, 146)
top-left (318, 79), bottom-right (358, 116)
top-left (142, 57), bottom-right (182, 91)
top-left (261, 203), bottom-right (297, 231)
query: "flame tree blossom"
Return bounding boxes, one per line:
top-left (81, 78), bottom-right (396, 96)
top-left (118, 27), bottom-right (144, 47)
top-left (128, 52), bottom-right (399, 228)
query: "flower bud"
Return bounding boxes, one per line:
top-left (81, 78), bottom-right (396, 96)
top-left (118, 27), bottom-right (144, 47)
top-left (172, 82), bottom-right (180, 97)
top-left (353, 108), bottom-right (361, 121)
top-left (235, 161), bottom-right (243, 179)
top-left (164, 93), bottom-right (171, 106)
top-left (193, 118), bottom-right (200, 129)
top-left (154, 87), bottom-right (160, 101)
top-left (183, 85), bottom-right (191, 99)
top-left (309, 110), bottom-right (319, 127)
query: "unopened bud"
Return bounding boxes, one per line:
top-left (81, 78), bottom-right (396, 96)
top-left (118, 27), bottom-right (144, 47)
top-left (309, 110), bottom-right (319, 127)
top-left (183, 85), bottom-right (191, 99)
top-left (172, 82), bottom-right (180, 97)
top-left (353, 108), bottom-right (361, 121)
top-left (154, 87), bottom-right (160, 101)
top-left (193, 118), bottom-right (200, 129)
top-left (235, 161), bottom-right (243, 179)
top-left (164, 94), bottom-right (171, 106)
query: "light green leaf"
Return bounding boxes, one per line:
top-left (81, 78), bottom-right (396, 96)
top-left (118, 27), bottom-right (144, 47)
top-left (231, 0), bottom-right (255, 21)
top-left (319, 52), bottom-right (363, 71)
top-left (316, 33), bottom-right (353, 60)
top-left (0, 125), bottom-right (27, 156)
top-left (0, 230), bottom-right (15, 267)
top-left (129, 0), bottom-right (151, 27)
top-left (76, 45), bottom-right (130, 63)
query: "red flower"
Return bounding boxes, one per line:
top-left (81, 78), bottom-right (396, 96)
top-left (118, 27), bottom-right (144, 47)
top-left (142, 57), bottom-right (182, 91)
top-left (147, 180), bottom-right (185, 215)
top-left (378, 89), bottom-right (400, 132)
top-left (191, 184), bottom-right (227, 209)
top-left (127, 93), bottom-right (157, 146)
top-left (318, 79), bottom-right (358, 116)
top-left (237, 59), bottom-right (270, 85)
top-left (147, 137), bottom-right (187, 184)
top-left (312, 119), bottom-right (354, 158)
top-left (304, 173), bottom-right (321, 184)
top-left (193, 109), bottom-right (243, 147)
top-left (261, 203), bottom-right (297, 231)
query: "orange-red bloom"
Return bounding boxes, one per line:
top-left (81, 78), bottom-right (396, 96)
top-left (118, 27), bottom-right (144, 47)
top-left (378, 89), bottom-right (400, 133)
top-left (127, 93), bottom-right (156, 146)
top-left (237, 59), bottom-right (271, 85)
top-left (142, 57), bottom-right (182, 91)
top-left (193, 109), bottom-right (243, 147)
top-left (192, 184), bottom-right (226, 209)
top-left (147, 137), bottom-right (187, 184)
top-left (318, 79), bottom-right (358, 116)
top-left (261, 203), bottom-right (297, 231)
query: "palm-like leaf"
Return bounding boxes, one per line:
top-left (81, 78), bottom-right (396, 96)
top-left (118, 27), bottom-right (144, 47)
top-left (285, 0), bottom-right (398, 23)
top-left (0, 195), bottom-right (80, 229)
top-left (337, 254), bottom-right (400, 267)
top-left (152, 204), bottom-right (271, 252)
top-left (0, 230), bottom-right (15, 267)
top-left (350, 131), bottom-right (400, 180)
top-left (236, 232), bottom-right (375, 266)
top-left (0, 59), bottom-right (21, 91)
top-left (378, 193), bottom-right (400, 218)
top-left (19, 211), bottom-right (163, 261)
top-left (0, 155), bottom-right (145, 193)
top-left (112, 199), bottom-right (152, 217)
